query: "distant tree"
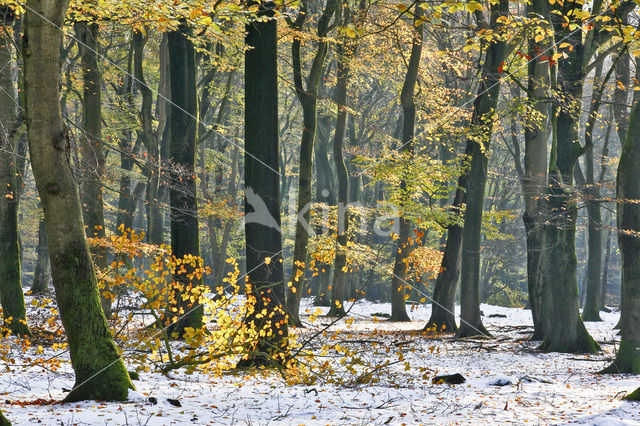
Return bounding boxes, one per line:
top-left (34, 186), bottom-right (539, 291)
top-left (0, 10), bottom-right (30, 336)
top-left (31, 216), bottom-right (50, 294)
top-left (74, 16), bottom-right (109, 313)
top-left (286, 0), bottom-right (339, 325)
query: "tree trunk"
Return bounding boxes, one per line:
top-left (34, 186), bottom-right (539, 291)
top-left (115, 38), bottom-right (137, 232)
top-left (577, 56), bottom-right (619, 321)
top-left (328, 13), bottom-right (351, 317)
top-left (538, 3), bottom-right (599, 353)
top-left (602, 98), bottom-right (640, 373)
top-left (286, 0), bottom-right (338, 326)
top-left (240, 2), bottom-right (289, 365)
top-left (75, 20), bottom-right (110, 314)
top-left (133, 31), bottom-right (166, 246)
top-left (0, 21), bottom-right (29, 336)
top-left (23, 0), bottom-right (133, 401)
top-left (165, 21), bottom-right (203, 337)
top-left (456, 0), bottom-right (509, 338)
top-left (31, 216), bottom-right (50, 294)
top-left (424, 140), bottom-right (473, 333)
top-left (389, 2), bottom-right (424, 322)
top-left (600, 226), bottom-right (612, 310)
top-left (522, 0), bottom-right (551, 340)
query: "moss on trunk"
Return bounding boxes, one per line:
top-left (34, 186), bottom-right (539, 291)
top-left (0, 16), bottom-right (30, 337)
top-left (23, 0), bottom-right (134, 401)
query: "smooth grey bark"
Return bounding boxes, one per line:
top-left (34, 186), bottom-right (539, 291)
top-left (23, 0), bottom-right (133, 401)
top-left (522, 0), bottom-right (551, 340)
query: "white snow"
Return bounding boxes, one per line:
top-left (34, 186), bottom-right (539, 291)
top-left (2, 298), bottom-right (640, 425)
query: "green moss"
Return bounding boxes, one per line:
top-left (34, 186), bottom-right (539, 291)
top-left (600, 338), bottom-right (640, 374)
top-left (63, 360), bottom-right (134, 402)
top-left (0, 410), bottom-right (10, 426)
top-left (625, 387), bottom-right (640, 401)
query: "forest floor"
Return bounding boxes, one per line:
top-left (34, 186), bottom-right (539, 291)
top-left (2, 296), bottom-right (640, 425)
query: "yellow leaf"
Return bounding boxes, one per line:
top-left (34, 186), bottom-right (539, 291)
top-left (465, 2), bottom-right (483, 13)
top-left (190, 8), bottom-right (203, 20)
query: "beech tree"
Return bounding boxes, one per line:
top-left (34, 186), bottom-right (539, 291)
top-left (241, 1), bottom-right (288, 365)
top-left (286, 0), bottom-right (339, 324)
top-left (165, 20), bottom-right (203, 337)
top-left (0, 12), bottom-right (30, 336)
top-left (389, 1), bottom-right (424, 323)
top-left (74, 16), bottom-right (109, 313)
top-left (23, 0), bottom-right (133, 401)
top-left (456, 0), bottom-right (509, 338)
top-left (602, 90), bottom-right (640, 373)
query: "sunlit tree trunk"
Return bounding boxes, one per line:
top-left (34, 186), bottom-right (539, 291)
top-left (389, 2), bottom-right (424, 322)
top-left (286, 0), bottom-right (338, 326)
top-left (328, 6), bottom-right (351, 317)
top-left (23, 0), bottom-right (133, 401)
top-left (522, 0), bottom-right (551, 340)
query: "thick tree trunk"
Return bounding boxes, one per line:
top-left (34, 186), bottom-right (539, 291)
top-left (522, 0), bottom-right (551, 339)
top-left (456, 0), bottom-right (509, 338)
top-left (602, 98), bottom-right (640, 373)
top-left (538, 4), bottom-right (599, 353)
top-left (389, 3), bottom-right (424, 322)
top-left (286, 0), bottom-right (338, 326)
top-left (240, 3), bottom-right (289, 365)
top-left (31, 217), bottom-right (50, 294)
top-left (23, 0), bottom-right (133, 401)
top-left (0, 23), bottom-right (29, 336)
top-left (165, 21), bottom-right (203, 337)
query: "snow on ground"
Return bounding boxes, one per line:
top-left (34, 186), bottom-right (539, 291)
top-left (2, 298), bottom-right (640, 425)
